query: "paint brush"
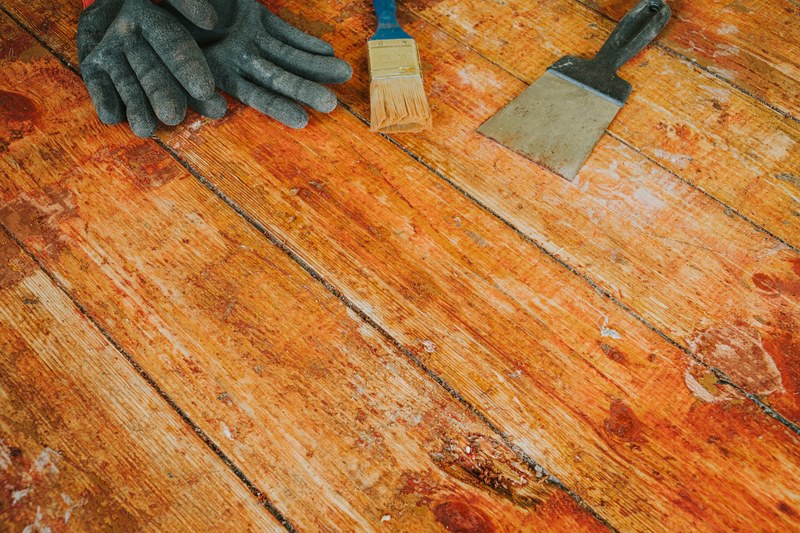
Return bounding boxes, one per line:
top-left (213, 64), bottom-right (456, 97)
top-left (368, 0), bottom-right (432, 133)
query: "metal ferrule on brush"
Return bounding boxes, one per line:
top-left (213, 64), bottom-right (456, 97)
top-left (367, 39), bottom-right (422, 81)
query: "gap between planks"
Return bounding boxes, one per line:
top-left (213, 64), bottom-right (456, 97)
top-left (396, 4), bottom-right (800, 257)
top-left (4, 3), bottom-right (799, 448)
top-left (0, 223), bottom-right (300, 533)
top-left (570, 0), bottom-right (800, 125)
top-left (0, 10), bottom-right (618, 530)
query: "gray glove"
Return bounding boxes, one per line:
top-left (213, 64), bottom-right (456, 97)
top-left (175, 0), bottom-right (353, 128)
top-left (78, 0), bottom-right (226, 137)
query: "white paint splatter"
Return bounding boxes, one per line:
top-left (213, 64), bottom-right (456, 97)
top-left (717, 24), bottom-right (738, 35)
top-left (221, 423), bottom-right (234, 440)
top-left (381, 515), bottom-right (391, 523)
top-left (12, 488), bottom-right (31, 504)
top-left (653, 149), bottom-right (693, 169)
top-left (33, 448), bottom-right (60, 475)
top-left (22, 507), bottom-right (51, 533)
top-left (61, 493), bottom-right (84, 524)
top-left (600, 317), bottom-right (622, 339)
top-left (422, 340), bottom-right (437, 353)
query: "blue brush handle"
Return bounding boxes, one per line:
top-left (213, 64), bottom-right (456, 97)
top-left (371, 0), bottom-right (412, 40)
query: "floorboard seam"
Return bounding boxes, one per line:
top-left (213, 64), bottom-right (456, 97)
top-left (0, 10), bottom-right (616, 527)
top-left (3, 7), bottom-right (798, 528)
top-left (154, 138), bottom-right (619, 533)
top-left (606, 131), bottom-right (800, 255)
top-left (404, 6), bottom-right (800, 250)
top-left (0, 221), bottom-right (299, 533)
top-left (568, 0), bottom-right (800, 125)
top-left (337, 100), bottom-right (800, 439)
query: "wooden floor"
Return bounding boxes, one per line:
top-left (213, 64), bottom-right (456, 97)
top-left (1, 0), bottom-right (799, 530)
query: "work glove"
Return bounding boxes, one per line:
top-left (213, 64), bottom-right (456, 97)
top-left (77, 0), bottom-right (227, 137)
top-left (173, 0), bottom-right (353, 129)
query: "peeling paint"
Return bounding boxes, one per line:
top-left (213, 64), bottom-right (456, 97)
top-left (689, 326), bottom-right (784, 396)
top-left (32, 448), bottom-right (60, 475)
top-left (684, 363), bottom-right (736, 403)
top-left (600, 317), bottom-right (622, 339)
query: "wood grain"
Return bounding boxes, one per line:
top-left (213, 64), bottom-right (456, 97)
top-left (591, 0), bottom-right (800, 120)
top-left (8, 0), bottom-right (800, 425)
top-left (2, 2), bottom-right (799, 531)
top-left (0, 17), bottom-right (603, 532)
top-left (0, 235), bottom-right (282, 531)
top-left (401, 0), bottom-right (800, 248)
top-left (259, 0), bottom-right (800, 422)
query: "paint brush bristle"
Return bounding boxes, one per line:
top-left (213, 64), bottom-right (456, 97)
top-left (368, 38), bottom-right (432, 133)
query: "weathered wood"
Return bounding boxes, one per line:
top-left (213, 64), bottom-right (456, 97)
top-left (0, 233), bottom-right (283, 531)
top-left (400, 0), bottom-right (800, 248)
top-left (3, 2), bottom-right (800, 531)
top-left (9, 0), bottom-right (800, 426)
top-left (591, 0), bottom-right (800, 120)
top-left (259, 0), bottom-right (800, 421)
top-left (0, 19), bottom-right (603, 532)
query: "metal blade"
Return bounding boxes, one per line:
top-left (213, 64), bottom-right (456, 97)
top-left (478, 71), bottom-right (622, 181)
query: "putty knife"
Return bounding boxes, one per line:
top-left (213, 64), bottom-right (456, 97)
top-left (478, 0), bottom-right (671, 181)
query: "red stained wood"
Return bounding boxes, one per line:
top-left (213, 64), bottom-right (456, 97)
top-left (0, 236), bottom-right (282, 531)
top-left (0, 16), bottom-right (603, 532)
top-left (0, 1), bottom-right (798, 531)
top-left (265, 0), bottom-right (800, 422)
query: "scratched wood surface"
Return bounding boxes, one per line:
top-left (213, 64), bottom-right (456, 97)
top-left (268, 0), bottom-right (800, 421)
top-left (1, 0), bottom-right (799, 531)
top-left (0, 233), bottom-right (282, 531)
top-left (591, 0), bottom-right (800, 119)
top-left (0, 15), bottom-right (604, 532)
top-left (402, 0), bottom-right (800, 248)
top-left (11, 0), bottom-right (799, 422)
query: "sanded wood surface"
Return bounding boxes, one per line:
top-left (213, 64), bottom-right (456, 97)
top-left (0, 16), bottom-right (603, 532)
top-left (591, 0), bottom-right (800, 119)
top-left (404, 0), bottom-right (800, 249)
top-left (1, 0), bottom-right (799, 531)
top-left (0, 237), bottom-right (282, 531)
top-left (266, 0), bottom-right (800, 420)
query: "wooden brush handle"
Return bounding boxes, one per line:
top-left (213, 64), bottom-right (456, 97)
top-left (593, 0), bottom-right (671, 72)
top-left (372, 0), bottom-right (412, 40)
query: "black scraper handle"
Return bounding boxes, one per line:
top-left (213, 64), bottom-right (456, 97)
top-left (593, 0), bottom-right (671, 72)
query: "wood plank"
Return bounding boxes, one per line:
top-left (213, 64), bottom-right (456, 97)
top-left (0, 17), bottom-right (603, 532)
top-left (23, 0), bottom-right (800, 251)
top-left (160, 83), bottom-right (800, 528)
top-left (590, 0), bottom-right (800, 120)
top-left (262, 0), bottom-right (800, 420)
top-left (399, 0), bottom-right (800, 248)
top-left (12, 13), bottom-right (796, 533)
top-left (0, 235), bottom-right (282, 531)
top-left (15, 0), bottom-right (798, 418)
top-left (5, 3), bottom-right (800, 530)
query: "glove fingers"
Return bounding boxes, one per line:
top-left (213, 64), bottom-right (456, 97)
top-left (161, 0), bottom-right (218, 30)
top-left (187, 92), bottom-right (228, 119)
top-left (224, 76), bottom-right (308, 129)
top-left (246, 58), bottom-right (337, 113)
top-left (125, 40), bottom-right (187, 126)
top-left (256, 35), bottom-right (353, 85)
top-left (105, 57), bottom-right (158, 138)
top-left (141, 16), bottom-right (215, 101)
top-left (81, 63), bottom-right (125, 125)
top-left (261, 9), bottom-right (335, 57)
top-left (77, 3), bottom-right (119, 63)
